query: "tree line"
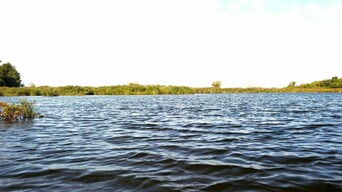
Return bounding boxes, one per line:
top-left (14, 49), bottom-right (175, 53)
top-left (0, 85), bottom-right (195, 96)
top-left (0, 62), bottom-right (341, 96)
top-left (298, 77), bottom-right (342, 89)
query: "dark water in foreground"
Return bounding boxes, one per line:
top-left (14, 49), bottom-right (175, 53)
top-left (0, 94), bottom-right (342, 192)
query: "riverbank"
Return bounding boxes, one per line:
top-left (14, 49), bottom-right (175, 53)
top-left (0, 85), bottom-right (341, 96)
top-left (195, 87), bottom-right (342, 93)
top-left (0, 85), bottom-right (194, 96)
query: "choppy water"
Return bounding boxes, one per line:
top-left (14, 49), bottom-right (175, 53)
top-left (0, 94), bottom-right (342, 192)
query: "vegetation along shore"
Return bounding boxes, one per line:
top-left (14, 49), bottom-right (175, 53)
top-left (0, 79), bottom-right (341, 96)
top-left (0, 62), bottom-right (341, 96)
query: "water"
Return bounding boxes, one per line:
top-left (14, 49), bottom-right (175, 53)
top-left (0, 94), bottom-right (341, 192)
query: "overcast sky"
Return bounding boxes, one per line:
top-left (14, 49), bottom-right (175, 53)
top-left (1, 0), bottom-right (341, 87)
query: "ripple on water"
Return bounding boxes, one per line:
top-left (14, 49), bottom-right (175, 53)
top-left (0, 94), bottom-right (342, 192)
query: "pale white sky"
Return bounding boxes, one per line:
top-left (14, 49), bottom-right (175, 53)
top-left (1, 0), bottom-right (341, 87)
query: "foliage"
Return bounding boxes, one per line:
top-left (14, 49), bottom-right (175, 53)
top-left (195, 86), bottom-right (342, 94)
top-left (0, 84), bottom-right (195, 96)
top-left (0, 77), bottom-right (341, 96)
top-left (0, 63), bottom-right (23, 87)
top-left (288, 81), bottom-right (296, 87)
top-left (0, 85), bottom-right (341, 96)
top-left (299, 77), bottom-right (342, 88)
top-left (212, 81), bottom-right (221, 88)
top-left (0, 100), bottom-right (36, 121)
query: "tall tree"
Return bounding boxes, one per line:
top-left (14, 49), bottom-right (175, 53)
top-left (0, 63), bottom-right (23, 87)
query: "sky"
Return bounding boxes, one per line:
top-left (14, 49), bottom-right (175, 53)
top-left (1, 0), bottom-right (342, 88)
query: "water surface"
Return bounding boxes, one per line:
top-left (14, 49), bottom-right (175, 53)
top-left (1, 94), bottom-right (341, 191)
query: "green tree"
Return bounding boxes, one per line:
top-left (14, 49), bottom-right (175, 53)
top-left (299, 76), bottom-right (342, 88)
top-left (212, 81), bottom-right (221, 88)
top-left (330, 76), bottom-right (341, 88)
top-left (288, 81), bottom-right (296, 87)
top-left (0, 63), bottom-right (23, 87)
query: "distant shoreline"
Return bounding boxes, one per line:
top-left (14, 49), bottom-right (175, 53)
top-left (0, 85), bottom-right (341, 96)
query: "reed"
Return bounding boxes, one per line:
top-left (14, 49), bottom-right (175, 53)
top-left (0, 81), bottom-right (341, 96)
top-left (0, 84), bottom-right (195, 96)
top-left (0, 99), bottom-right (36, 121)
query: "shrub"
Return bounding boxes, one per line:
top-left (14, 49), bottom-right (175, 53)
top-left (212, 81), bottom-right (221, 88)
top-left (0, 99), bottom-right (36, 121)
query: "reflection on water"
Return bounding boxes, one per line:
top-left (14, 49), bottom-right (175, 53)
top-left (0, 94), bottom-right (342, 192)
top-left (0, 120), bottom-right (35, 129)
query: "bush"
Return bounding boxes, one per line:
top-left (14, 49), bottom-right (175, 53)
top-left (0, 99), bottom-right (36, 121)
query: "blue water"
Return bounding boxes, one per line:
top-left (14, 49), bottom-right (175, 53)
top-left (1, 94), bottom-right (341, 192)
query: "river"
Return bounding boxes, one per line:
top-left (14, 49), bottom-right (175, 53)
top-left (1, 94), bottom-right (341, 191)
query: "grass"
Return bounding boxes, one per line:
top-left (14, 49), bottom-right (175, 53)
top-left (0, 84), bottom-right (341, 97)
top-left (0, 85), bottom-right (195, 96)
top-left (194, 87), bottom-right (342, 94)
